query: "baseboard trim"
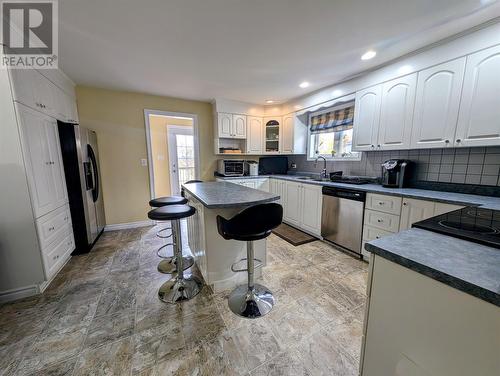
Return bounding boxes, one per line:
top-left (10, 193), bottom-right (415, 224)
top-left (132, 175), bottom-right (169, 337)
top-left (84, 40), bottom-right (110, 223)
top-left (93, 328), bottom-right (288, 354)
top-left (104, 220), bottom-right (154, 232)
top-left (0, 285), bottom-right (39, 303)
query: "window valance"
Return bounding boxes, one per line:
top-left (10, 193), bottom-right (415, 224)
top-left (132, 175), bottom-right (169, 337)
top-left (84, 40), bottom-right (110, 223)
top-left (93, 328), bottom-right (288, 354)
top-left (309, 105), bottom-right (354, 134)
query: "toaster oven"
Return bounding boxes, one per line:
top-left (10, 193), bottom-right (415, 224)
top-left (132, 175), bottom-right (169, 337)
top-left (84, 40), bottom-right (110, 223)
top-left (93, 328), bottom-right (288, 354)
top-left (217, 159), bottom-right (245, 176)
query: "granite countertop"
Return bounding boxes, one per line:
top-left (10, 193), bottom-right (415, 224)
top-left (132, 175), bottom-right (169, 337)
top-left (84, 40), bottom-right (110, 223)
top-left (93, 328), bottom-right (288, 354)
top-left (217, 175), bottom-right (500, 209)
top-left (366, 229), bottom-right (500, 307)
top-left (183, 181), bottom-right (279, 208)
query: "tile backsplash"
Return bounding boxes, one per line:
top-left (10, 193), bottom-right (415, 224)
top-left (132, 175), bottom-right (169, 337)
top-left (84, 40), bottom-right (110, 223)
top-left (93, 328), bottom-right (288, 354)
top-left (289, 146), bottom-right (500, 187)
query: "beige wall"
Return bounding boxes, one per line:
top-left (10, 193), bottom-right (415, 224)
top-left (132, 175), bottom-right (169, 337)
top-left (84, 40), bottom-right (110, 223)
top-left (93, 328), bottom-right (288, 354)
top-left (149, 115), bottom-right (193, 198)
top-left (75, 86), bottom-right (215, 225)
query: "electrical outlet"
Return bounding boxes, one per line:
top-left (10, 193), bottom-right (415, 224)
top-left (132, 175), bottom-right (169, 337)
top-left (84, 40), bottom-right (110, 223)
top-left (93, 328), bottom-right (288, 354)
top-left (141, 159), bottom-right (148, 167)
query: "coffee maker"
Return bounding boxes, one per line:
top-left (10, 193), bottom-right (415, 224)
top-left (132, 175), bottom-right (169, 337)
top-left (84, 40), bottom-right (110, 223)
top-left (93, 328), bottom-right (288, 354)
top-left (381, 159), bottom-right (412, 188)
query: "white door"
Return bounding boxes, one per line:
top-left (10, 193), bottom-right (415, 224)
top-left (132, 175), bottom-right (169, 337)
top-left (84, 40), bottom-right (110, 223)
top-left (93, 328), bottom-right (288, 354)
top-left (168, 126), bottom-right (196, 196)
top-left (17, 106), bottom-right (56, 218)
top-left (352, 85), bottom-right (382, 151)
top-left (232, 114), bottom-right (247, 139)
top-left (399, 198), bottom-right (435, 231)
top-left (247, 116), bottom-right (263, 154)
top-left (378, 74), bottom-right (417, 150)
top-left (411, 58), bottom-right (466, 149)
top-left (283, 181), bottom-right (301, 227)
top-left (217, 112), bottom-right (232, 138)
top-left (281, 114), bottom-right (294, 154)
top-left (456, 45), bottom-right (500, 147)
top-left (300, 184), bottom-right (322, 235)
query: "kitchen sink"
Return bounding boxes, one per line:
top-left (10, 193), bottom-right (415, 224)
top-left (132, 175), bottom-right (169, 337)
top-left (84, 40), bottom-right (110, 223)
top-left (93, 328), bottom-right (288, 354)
top-left (296, 176), bottom-right (330, 182)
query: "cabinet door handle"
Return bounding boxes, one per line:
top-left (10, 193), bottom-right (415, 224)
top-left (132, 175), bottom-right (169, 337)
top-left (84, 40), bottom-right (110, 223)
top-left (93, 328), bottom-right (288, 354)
top-left (378, 201), bottom-right (385, 205)
top-left (370, 145), bottom-right (374, 148)
top-left (403, 202), bottom-right (407, 206)
top-left (456, 139), bottom-right (461, 143)
top-left (445, 140), bottom-right (450, 144)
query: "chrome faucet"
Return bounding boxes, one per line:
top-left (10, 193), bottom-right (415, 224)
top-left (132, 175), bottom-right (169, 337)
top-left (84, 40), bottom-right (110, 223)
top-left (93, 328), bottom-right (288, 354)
top-left (314, 156), bottom-right (328, 179)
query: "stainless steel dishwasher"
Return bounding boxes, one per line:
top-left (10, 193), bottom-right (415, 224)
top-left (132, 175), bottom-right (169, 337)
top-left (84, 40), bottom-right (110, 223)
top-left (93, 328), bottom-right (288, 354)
top-left (321, 186), bottom-right (366, 256)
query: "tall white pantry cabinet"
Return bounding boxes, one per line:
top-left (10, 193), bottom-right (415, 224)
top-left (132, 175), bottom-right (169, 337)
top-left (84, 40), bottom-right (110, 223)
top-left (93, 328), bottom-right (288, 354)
top-left (0, 54), bottom-right (80, 302)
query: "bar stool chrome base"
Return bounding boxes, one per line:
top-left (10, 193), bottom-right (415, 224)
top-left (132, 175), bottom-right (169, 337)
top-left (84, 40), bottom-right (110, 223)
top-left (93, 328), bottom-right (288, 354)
top-left (157, 255), bottom-right (194, 274)
top-left (228, 284), bottom-right (275, 319)
top-left (158, 275), bottom-right (202, 303)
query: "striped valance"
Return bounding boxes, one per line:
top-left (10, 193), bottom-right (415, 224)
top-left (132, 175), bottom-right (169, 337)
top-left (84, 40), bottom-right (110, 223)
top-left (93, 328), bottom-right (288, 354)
top-left (310, 105), bottom-right (354, 134)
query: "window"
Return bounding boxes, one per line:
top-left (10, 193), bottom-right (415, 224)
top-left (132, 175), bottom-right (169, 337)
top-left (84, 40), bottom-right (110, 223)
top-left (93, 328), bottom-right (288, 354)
top-left (307, 102), bottom-right (361, 161)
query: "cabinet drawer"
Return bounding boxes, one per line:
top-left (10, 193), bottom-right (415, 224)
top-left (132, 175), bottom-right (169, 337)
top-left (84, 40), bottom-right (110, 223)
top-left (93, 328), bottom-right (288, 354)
top-left (42, 230), bottom-right (73, 279)
top-left (364, 209), bottom-right (400, 232)
top-left (363, 225), bottom-right (394, 242)
top-left (36, 205), bottom-right (72, 249)
top-left (366, 193), bottom-right (402, 215)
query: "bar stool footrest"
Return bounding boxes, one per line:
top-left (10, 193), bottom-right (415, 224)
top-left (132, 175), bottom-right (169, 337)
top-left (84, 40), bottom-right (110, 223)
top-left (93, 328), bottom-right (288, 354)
top-left (230, 258), bottom-right (263, 273)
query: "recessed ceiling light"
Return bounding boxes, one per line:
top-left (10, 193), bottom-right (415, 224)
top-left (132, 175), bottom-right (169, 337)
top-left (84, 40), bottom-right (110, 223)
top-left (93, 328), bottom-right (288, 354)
top-left (332, 89), bottom-right (342, 97)
top-left (299, 81), bottom-right (310, 89)
top-left (265, 100), bottom-right (274, 104)
top-left (361, 50), bottom-right (377, 60)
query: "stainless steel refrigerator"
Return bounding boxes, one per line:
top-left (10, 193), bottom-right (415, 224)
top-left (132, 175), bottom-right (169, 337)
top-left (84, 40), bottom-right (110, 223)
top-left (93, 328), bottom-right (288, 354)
top-left (58, 122), bottom-right (105, 254)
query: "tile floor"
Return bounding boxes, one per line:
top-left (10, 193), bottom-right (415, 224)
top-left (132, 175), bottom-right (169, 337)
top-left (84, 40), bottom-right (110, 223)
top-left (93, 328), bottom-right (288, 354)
top-left (0, 225), bottom-right (368, 376)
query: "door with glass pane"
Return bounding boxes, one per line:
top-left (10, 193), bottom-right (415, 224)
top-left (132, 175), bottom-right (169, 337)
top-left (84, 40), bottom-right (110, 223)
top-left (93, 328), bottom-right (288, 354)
top-left (167, 126), bottom-right (196, 196)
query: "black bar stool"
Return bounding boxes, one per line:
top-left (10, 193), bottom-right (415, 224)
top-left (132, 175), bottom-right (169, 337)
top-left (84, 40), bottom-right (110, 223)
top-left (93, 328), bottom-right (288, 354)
top-left (148, 205), bottom-right (202, 302)
top-left (217, 203), bottom-right (283, 318)
top-left (149, 196), bottom-right (193, 274)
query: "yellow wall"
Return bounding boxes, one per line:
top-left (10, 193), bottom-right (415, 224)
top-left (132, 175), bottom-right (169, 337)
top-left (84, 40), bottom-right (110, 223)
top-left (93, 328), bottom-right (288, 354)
top-left (75, 86), bottom-right (214, 225)
top-left (150, 115), bottom-right (193, 198)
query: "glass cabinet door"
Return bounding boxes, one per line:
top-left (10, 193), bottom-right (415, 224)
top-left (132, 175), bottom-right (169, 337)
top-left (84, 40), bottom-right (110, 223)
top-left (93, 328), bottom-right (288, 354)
top-left (265, 120), bottom-right (280, 153)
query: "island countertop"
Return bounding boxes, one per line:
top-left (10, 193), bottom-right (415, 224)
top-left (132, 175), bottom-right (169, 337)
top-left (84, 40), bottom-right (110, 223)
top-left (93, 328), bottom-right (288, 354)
top-left (366, 228), bottom-right (500, 307)
top-left (183, 181), bottom-right (279, 208)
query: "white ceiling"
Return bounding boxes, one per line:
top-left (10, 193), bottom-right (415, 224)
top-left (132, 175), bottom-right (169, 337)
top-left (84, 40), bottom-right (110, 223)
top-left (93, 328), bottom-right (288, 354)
top-left (59, 0), bottom-right (500, 104)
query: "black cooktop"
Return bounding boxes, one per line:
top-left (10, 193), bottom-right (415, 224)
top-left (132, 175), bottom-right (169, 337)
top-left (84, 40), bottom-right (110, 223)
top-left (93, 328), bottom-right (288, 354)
top-left (413, 206), bottom-right (500, 249)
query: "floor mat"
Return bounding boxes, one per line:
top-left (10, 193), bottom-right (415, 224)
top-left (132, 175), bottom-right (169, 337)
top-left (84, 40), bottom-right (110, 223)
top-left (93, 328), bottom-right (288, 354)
top-left (272, 223), bottom-right (316, 246)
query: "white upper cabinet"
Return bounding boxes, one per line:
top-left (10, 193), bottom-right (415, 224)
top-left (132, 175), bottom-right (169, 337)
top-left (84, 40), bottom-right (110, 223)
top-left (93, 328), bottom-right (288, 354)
top-left (281, 114), bottom-right (294, 154)
top-left (352, 85), bottom-right (382, 151)
top-left (456, 45), bottom-right (500, 147)
top-left (9, 68), bottom-right (79, 123)
top-left (378, 74), bottom-right (417, 150)
top-left (411, 58), bottom-right (466, 149)
top-left (232, 114), bottom-right (247, 138)
top-left (216, 113), bottom-right (246, 139)
top-left (246, 116), bottom-right (263, 154)
top-left (217, 112), bottom-right (232, 138)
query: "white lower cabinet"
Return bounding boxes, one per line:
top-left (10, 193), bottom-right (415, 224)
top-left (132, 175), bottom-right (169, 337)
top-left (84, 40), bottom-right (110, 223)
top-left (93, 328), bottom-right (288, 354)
top-left (399, 198), bottom-right (464, 231)
top-left (216, 178), bottom-right (269, 192)
top-left (300, 184), bottom-right (322, 235)
top-left (398, 198), bottom-right (436, 231)
top-left (362, 193), bottom-right (464, 260)
top-left (41, 228), bottom-right (73, 280)
top-left (282, 180), bottom-right (322, 236)
top-left (283, 181), bottom-right (302, 227)
top-left (269, 178), bottom-right (286, 205)
top-left (36, 204), bottom-right (72, 250)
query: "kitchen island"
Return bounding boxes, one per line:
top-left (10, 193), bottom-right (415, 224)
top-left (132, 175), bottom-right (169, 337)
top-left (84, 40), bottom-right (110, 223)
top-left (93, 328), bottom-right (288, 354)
top-left (182, 181), bottom-right (279, 292)
top-left (360, 229), bottom-right (500, 376)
